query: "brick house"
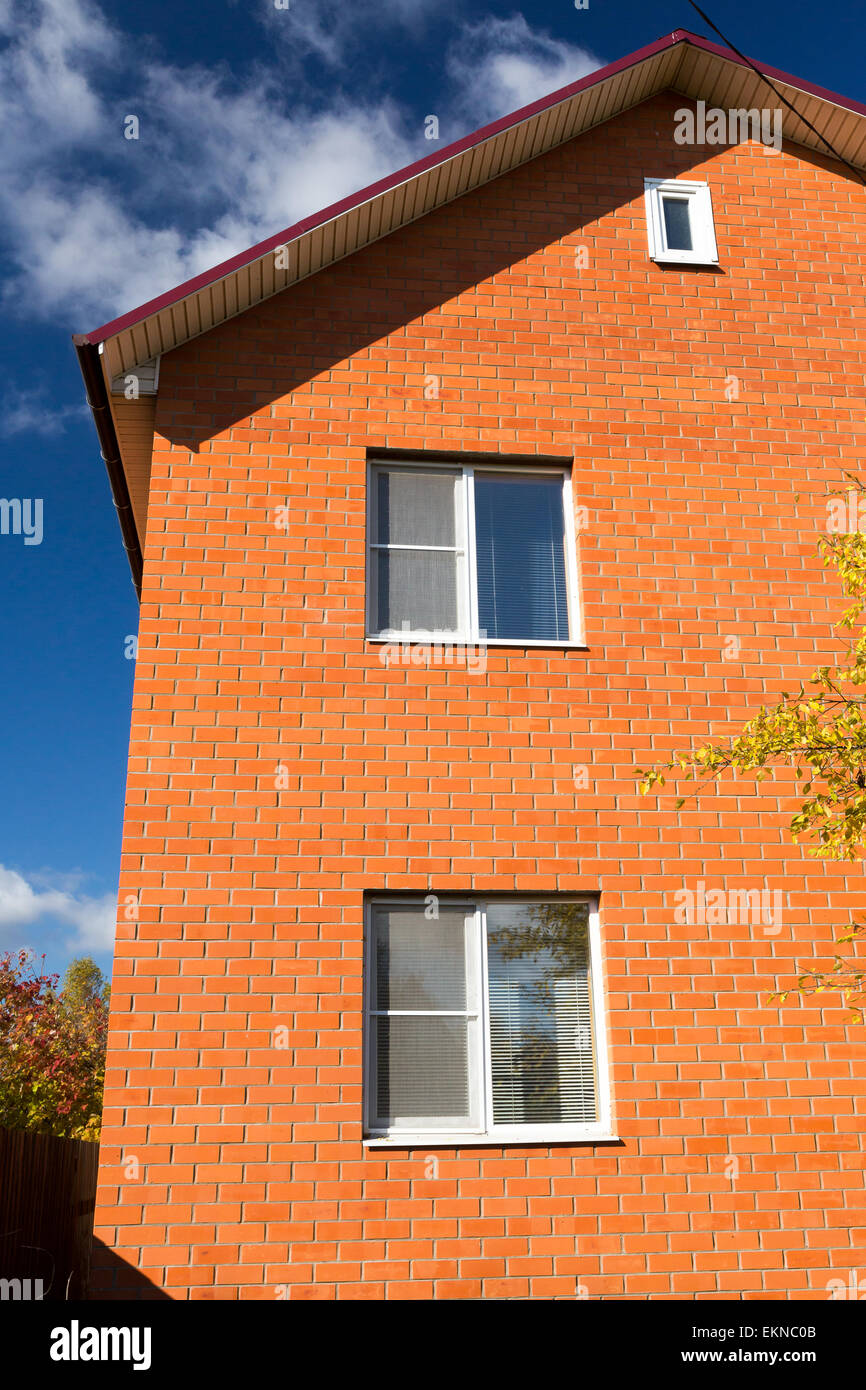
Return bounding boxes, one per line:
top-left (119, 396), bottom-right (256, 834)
top-left (75, 30), bottom-right (866, 1299)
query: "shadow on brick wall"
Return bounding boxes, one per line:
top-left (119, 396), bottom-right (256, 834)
top-left (87, 1238), bottom-right (171, 1301)
top-left (156, 94), bottom-right (746, 453)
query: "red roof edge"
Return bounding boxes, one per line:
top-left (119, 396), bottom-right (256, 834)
top-left (78, 28), bottom-right (866, 347)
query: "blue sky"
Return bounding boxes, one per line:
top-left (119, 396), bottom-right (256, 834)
top-left (0, 0), bottom-right (862, 984)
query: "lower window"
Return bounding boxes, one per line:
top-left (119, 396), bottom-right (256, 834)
top-left (365, 897), bottom-right (610, 1143)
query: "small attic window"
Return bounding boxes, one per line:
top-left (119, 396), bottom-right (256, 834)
top-left (644, 179), bottom-right (718, 265)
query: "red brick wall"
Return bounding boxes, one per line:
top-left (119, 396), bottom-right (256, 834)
top-left (92, 92), bottom-right (866, 1299)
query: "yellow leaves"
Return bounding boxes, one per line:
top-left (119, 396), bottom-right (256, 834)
top-left (636, 768), bottom-right (665, 797)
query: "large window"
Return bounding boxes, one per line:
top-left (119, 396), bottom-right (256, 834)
top-left (365, 898), bottom-right (610, 1143)
top-left (367, 458), bottom-right (581, 645)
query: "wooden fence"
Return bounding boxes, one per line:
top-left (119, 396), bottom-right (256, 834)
top-left (0, 1126), bottom-right (99, 1301)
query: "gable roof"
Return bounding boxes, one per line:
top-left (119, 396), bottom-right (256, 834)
top-left (74, 28), bottom-right (866, 594)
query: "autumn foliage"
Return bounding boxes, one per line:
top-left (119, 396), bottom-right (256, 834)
top-left (0, 950), bottom-right (109, 1140)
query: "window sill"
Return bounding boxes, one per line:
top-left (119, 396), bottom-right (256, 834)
top-left (366, 636), bottom-right (588, 651)
top-left (651, 254), bottom-right (720, 267)
top-left (364, 1131), bottom-right (619, 1149)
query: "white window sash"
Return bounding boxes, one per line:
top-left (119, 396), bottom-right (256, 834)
top-left (367, 464), bottom-right (465, 640)
top-left (365, 902), bottom-right (483, 1133)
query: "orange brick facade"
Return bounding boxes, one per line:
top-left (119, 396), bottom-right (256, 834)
top-left (92, 92), bottom-right (866, 1299)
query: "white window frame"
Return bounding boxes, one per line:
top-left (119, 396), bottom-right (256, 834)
top-left (366, 457), bottom-right (584, 648)
top-left (363, 896), bottom-right (613, 1147)
top-left (644, 178), bottom-right (718, 265)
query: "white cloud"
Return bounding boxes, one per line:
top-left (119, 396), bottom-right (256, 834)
top-left (4, 182), bottom-right (193, 326)
top-left (2, 92), bottom-right (416, 324)
top-left (446, 15), bottom-right (601, 129)
top-left (27, 867), bottom-right (94, 894)
top-left (140, 63), bottom-right (414, 238)
top-left (0, 386), bottom-right (89, 437)
top-left (0, 0), bottom-right (605, 327)
top-left (260, 0), bottom-right (452, 68)
top-left (60, 896), bottom-right (117, 953)
top-left (0, 865), bottom-right (116, 953)
top-left (0, 0), bottom-right (418, 323)
top-left (0, 0), bottom-right (115, 163)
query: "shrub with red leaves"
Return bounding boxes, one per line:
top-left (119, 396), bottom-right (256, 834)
top-left (0, 949), bottom-right (109, 1140)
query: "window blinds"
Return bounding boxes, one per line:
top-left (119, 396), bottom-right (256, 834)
top-left (473, 473), bottom-right (570, 641)
top-left (371, 905), bottom-right (476, 1128)
top-left (373, 467), bottom-right (461, 633)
